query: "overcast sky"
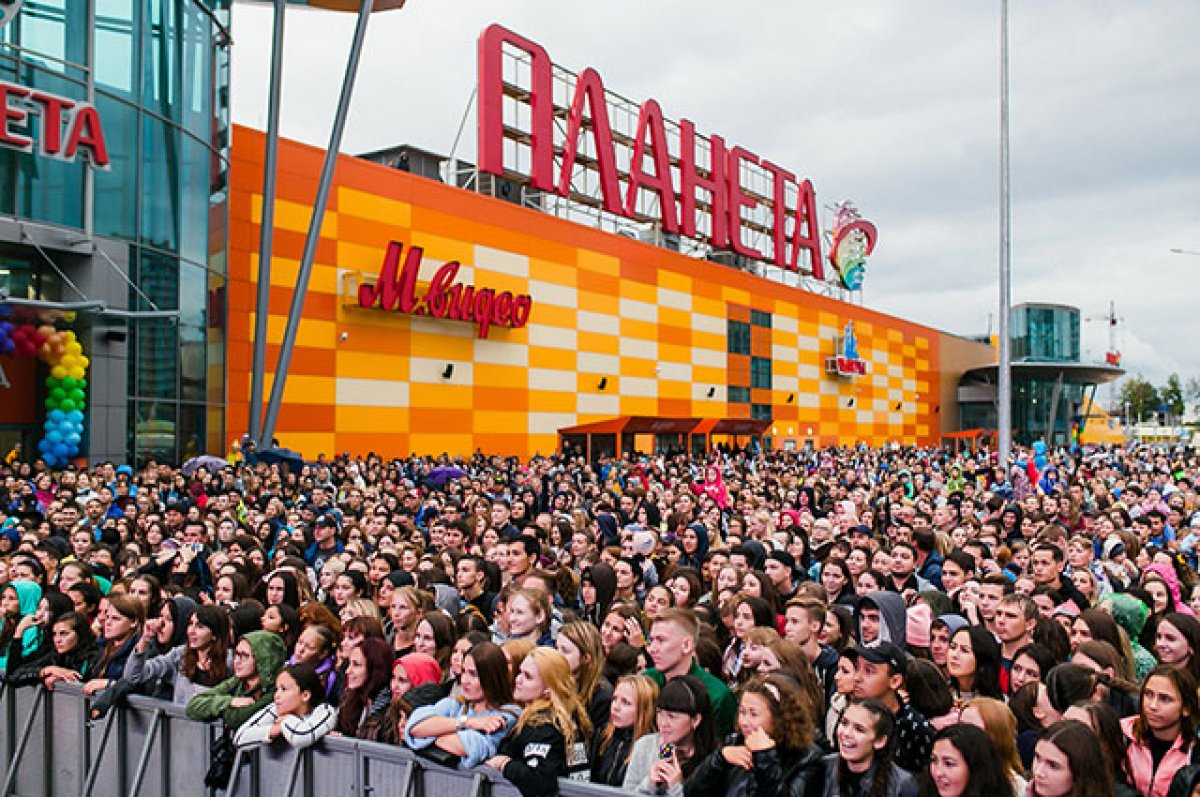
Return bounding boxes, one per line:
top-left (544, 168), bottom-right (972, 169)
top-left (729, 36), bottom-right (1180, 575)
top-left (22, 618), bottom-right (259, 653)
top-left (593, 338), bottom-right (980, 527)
top-left (229, 1), bottom-right (1200, 401)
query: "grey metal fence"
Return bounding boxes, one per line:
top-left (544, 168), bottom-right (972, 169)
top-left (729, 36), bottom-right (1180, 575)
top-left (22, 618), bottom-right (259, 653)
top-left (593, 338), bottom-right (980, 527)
top-left (0, 681), bottom-right (627, 797)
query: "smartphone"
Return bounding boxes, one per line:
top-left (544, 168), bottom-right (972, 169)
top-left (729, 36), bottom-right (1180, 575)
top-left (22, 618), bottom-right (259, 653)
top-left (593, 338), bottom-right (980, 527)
top-left (658, 743), bottom-right (675, 760)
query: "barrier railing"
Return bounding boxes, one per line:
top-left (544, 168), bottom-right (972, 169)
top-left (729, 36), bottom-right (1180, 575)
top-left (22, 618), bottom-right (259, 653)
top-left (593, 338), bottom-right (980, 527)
top-left (0, 680), bottom-right (629, 797)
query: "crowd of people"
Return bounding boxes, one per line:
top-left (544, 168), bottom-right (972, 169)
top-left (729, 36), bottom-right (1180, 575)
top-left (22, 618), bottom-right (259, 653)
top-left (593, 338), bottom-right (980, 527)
top-left (2, 441), bottom-right (1200, 797)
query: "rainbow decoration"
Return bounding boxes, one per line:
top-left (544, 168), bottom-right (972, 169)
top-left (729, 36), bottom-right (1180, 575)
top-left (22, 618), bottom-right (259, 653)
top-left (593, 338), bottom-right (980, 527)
top-left (826, 201), bottom-right (878, 291)
top-left (0, 308), bottom-right (89, 468)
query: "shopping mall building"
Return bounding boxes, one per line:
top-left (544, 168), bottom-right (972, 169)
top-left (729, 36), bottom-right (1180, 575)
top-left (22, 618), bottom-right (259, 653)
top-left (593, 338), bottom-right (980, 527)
top-left (0, 15), bottom-right (1123, 463)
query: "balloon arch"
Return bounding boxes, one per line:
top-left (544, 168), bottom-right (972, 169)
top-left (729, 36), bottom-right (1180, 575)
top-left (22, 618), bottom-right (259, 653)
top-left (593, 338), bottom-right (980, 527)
top-left (0, 307), bottom-right (89, 468)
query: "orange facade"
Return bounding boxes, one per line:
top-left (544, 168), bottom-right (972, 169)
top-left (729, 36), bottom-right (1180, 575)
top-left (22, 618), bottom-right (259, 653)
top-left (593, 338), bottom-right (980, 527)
top-left (228, 125), bottom-right (987, 458)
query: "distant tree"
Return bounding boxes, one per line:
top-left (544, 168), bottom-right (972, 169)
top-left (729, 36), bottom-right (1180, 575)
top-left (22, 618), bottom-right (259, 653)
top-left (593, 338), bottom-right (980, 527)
top-left (1119, 376), bottom-right (1160, 422)
top-left (1162, 374), bottom-right (1186, 419)
top-left (1186, 376), bottom-right (1200, 415)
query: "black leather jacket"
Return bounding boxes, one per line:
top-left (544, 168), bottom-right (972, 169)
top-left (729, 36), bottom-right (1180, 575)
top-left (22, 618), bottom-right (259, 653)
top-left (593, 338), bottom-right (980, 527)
top-left (685, 736), bottom-right (824, 797)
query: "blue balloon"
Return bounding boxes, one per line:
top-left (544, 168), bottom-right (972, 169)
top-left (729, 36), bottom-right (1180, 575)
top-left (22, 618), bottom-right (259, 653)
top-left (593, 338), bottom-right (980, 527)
top-left (46, 430), bottom-right (62, 444)
top-left (52, 443), bottom-right (69, 459)
top-left (67, 410), bottom-right (83, 423)
top-left (48, 409), bottom-right (64, 422)
top-left (65, 433), bottom-right (81, 446)
top-left (37, 439), bottom-right (51, 453)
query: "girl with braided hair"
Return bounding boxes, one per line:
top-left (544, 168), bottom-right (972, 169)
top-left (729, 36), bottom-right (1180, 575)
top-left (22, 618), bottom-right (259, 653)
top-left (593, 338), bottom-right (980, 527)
top-left (824, 698), bottom-right (917, 797)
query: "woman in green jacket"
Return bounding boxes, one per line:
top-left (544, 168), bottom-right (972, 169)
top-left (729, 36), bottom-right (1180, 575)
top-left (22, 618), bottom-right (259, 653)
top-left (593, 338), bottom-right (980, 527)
top-left (186, 630), bottom-right (287, 730)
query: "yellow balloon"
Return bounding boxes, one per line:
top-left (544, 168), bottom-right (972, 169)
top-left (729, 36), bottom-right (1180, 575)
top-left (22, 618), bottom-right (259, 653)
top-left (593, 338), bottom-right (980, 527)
top-left (78, 356), bottom-right (89, 369)
top-left (66, 342), bottom-right (82, 356)
top-left (60, 355), bottom-right (77, 369)
top-left (68, 366), bottom-right (85, 380)
top-left (51, 365), bottom-right (67, 379)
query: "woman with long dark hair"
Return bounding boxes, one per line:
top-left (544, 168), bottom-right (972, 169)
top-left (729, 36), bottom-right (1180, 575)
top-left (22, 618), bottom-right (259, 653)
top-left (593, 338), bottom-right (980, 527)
top-left (945, 626), bottom-right (1003, 700)
top-left (1061, 700), bottom-right (1138, 797)
top-left (124, 598), bottom-right (229, 703)
top-left (83, 593), bottom-right (146, 694)
top-left (1029, 720), bottom-right (1115, 797)
top-left (404, 641), bottom-right (519, 768)
top-left (1121, 664), bottom-right (1199, 797)
top-left (623, 676), bottom-right (717, 795)
top-left (1153, 612), bottom-right (1200, 685)
top-left (917, 724), bottom-right (1014, 797)
top-left (826, 698), bottom-right (916, 797)
top-left (338, 637), bottom-right (395, 739)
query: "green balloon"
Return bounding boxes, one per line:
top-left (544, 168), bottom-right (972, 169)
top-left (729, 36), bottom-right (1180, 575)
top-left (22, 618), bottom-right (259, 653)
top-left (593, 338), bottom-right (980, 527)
top-left (69, 389), bottom-right (84, 403)
top-left (61, 378), bottom-right (76, 390)
top-left (45, 398), bottom-right (60, 410)
top-left (60, 399), bottom-right (76, 412)
top-left (50, 387), bottom-right (66, 401)
top-left (77, 378), bottom-right (87, 390)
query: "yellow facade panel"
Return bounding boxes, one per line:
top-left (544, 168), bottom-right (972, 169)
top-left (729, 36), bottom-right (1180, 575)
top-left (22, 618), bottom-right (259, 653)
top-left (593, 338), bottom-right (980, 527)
top-left (410, 384), bottom-right (474, 410)
top-left (659, 343), bottom-right (690, 364)
top-left (620, 318), bottom-right (657, 340)
top-left (529, 391), bottom-right (577, 413)
top-left (529, 258), bottom-right (578, 287)
top-left (577, 250), bottom-right (620, 275)
top-left (620, 281), bottom-right (657, 304)
top-left (693, 366), bottom-right (726, 385)
top-left (408, 332), bottom-right (475, 362)
top-left (410, 433), bottom-right (473, 454)
top-left (693, 297), bottom-right (725, 318)
top-left (474, 411), bottom-right (529, 433)
top-left (337, 188), bottom-right (411, 226)
top-left (621, 396), bottom-right (658, 415)
top-left (336, 406), bottom-right (409, 433)
top-left (658, 307), bottom-right (691, 330)
top-left (621, 358), bottom-right (659, 379)
top-left (529, 347), bottom-right (576, 371)
top-left (658, 271), bottom-right (692, 294)
top-left (264, 316), bottom-right (336, 349)
top-left (577, 291), bottom-right (619, 316)
top-left (577, 331), bottom-right (619, 355)
top-left (474, 363), bottom-right (528, 389)
top-left (470, 271), bottom-right (530, 296)
top-left (336, 351), bottom-right (411, 380)
top-left (529, 304), bottom-right (578, 330)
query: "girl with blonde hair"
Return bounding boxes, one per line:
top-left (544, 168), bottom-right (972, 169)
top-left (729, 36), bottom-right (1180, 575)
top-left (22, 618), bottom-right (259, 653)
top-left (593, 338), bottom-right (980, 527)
top-left (591, 673), bottom-right (659, 786)
top-left (485, 648), bottom-right (592, 796)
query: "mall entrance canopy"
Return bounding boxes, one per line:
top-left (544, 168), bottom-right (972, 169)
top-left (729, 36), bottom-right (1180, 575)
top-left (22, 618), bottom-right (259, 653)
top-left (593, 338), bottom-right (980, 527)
top-left (559, 416), bottom-right (772, 461)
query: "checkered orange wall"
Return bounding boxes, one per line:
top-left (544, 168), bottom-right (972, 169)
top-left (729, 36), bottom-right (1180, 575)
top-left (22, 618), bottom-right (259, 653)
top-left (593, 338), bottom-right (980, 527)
top-left (228, 125), bottom-right (984, 458)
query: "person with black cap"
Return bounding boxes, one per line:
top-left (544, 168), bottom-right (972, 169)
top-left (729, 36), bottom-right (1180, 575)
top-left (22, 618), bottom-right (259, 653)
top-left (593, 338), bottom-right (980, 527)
top-left (765, 550), bottom-right (799, 604)
top-left (305, 514), bottom-right (343, 572)
top-left (848, 642), bottom-right (933, 775)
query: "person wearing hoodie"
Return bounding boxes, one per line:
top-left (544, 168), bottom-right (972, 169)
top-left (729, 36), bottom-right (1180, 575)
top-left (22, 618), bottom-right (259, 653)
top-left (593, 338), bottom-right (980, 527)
top-left (0, 579), bottom-right (42, 672)
top-left (1101, 592), bottom-right (1159, 681)
top-left (858, 592), bottom-right (906, 649)
top-left (186, 630), bottom-right (287, 730)
top-left (580, 563), bottom-right (617, 626)
top-left (679, 522), bottom-right (711, 572)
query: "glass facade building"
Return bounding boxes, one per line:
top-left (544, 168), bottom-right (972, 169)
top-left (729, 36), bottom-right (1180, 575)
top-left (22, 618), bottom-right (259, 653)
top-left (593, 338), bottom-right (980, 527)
top-left (0, 0), bottom-right (230, 463)
top-left (957, 303), bottom-right (1122, 446)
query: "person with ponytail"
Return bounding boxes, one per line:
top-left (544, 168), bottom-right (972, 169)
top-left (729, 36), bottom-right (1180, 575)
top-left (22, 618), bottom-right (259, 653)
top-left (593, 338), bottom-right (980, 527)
top-left (484, 647), bottom-right (592, 796)
top-left (822, 698), bottom-right (917, 797)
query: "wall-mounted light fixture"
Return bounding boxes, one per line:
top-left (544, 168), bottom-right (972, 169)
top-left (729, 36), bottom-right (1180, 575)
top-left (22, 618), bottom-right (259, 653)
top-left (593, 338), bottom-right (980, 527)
top-left (847, 397), bottom-right (855, 407)
top-left (598, 377), bottom-right (608, 390)
top-left (441, 364), bottom-right (454, 379)
top-left (786, 393), bottom-right (794, 403)
top-left (707, 387), bottom-right (716, 398)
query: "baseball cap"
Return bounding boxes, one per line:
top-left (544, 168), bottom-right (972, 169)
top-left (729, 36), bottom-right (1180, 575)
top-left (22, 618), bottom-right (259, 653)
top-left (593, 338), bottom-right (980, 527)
top-left (846, 642), bottom-right (909, 674)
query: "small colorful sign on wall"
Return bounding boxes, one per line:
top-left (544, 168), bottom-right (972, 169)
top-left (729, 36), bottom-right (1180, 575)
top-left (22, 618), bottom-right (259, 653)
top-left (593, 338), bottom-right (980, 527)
top-left (826, 321), bottom-right (867, 377)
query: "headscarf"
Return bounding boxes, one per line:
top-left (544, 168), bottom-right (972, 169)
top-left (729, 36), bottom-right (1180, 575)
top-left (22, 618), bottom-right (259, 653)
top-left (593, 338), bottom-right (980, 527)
top-left (395, 652), bottom-right (442, 690)
top-left (1145, 562), bottom-right (1195, 617)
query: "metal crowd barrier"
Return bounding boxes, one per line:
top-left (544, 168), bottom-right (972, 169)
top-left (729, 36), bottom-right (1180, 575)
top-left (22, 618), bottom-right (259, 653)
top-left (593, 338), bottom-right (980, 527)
top-left (0, 681), bottom-right (628, 797)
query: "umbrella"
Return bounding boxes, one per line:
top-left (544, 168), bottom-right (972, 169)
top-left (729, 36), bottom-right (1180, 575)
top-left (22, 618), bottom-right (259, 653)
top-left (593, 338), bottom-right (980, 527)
top-left (182, 455), bottom-right (230, 476)
top-left (254, 447), bottom-right (306, 475)
top-left (425, 465), bottom-right (469, 487)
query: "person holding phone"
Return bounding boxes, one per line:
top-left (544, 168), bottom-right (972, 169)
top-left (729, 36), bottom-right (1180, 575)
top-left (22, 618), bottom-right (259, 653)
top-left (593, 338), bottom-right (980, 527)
top-left (623, 676), bottom-right (717, 796)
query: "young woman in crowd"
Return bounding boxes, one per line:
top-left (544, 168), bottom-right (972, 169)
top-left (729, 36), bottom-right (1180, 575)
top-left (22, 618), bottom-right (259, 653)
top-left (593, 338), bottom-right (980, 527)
top-left (505, 589), bottom-right (552, 646)
top-left (124, 602), bottom-right (228, 703)
top-left (288, 623), bottom-right (339, 700)
top-left (723, 595), bottom-right (775, 683)
top-left (917, 724), bottom-right (1014, 797)
top-left (1007, 643), bottom-right (1056, 695)
top-left (485, 647), bottom-right (592, 797)
top-left (685, 673), bottom-right (824, 797)
top-left (556, 620), bottom-right (612, 733)
top-left (1028, 719), bottom-right (1115, 797)
top-left (4, 589), bottom-right (74, 676)
top-left (623, 675), bottom-right (716, 795)
top-left (404, 641), bottom-right (518, 768)
top-left (262, 570), bottom-right (302, 609)
top-left (1121, 664), bottom-right (1199, 797)
top-left (957, 697), bottom-right (1027, 796)
top-left (84, 593), bottom-right (146, 694)
top-left (825, 653), bottom-right (857, 744)
top-left (338, 636), bottom-right (395, 739)
top-left (7, 611), bottom-right (96, 688)
top-left (413, 611), bottom-right (456, 675)
top-left (0, 579), bottom-right (42, 671)
top-left (261, 603), bottom-right (300, 652)
top-left (233, 663), bottom-right (338, 750)
top-left (389, 586), bottom-right (425, 656)
top-left (1153, 611), bottom-right (1200, 684)
top-left (1061, 701), bottom-right (1138, 797)
top-left (826, 698), bottom-right (917, 797)
top-left (186, 630), bottom-right (288, 731)
top-left (945, 626), bottom-right (1003, 701)
top-left (591, 673), bottom-right (659, 786)
top-left (380, 651), bottom-right (443, 741)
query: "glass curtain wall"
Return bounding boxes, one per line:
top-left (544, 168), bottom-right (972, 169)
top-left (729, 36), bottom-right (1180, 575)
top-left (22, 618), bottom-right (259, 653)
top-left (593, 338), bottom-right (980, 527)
top-left (1, 0), bottom-right (229, 464)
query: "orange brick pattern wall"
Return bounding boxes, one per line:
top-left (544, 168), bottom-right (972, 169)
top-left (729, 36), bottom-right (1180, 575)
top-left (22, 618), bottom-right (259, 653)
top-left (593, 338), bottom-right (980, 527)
top-left (228, 125), bottom-right (970, 458)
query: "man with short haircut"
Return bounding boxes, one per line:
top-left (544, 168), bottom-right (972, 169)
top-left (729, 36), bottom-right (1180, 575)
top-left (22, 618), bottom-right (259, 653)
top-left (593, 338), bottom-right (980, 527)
top-left (912, 528), bottom-right (943, 590)
top-left (503, 536), bottom-right (539, 584)
top-left (993, 593), bottom-right (1038, 691)
top-left (764, 549), bottom-right (798, 603)
top-left (456, 555), bottom-right (496, 622)
top-left (644, 608), bottom-right (735, 735)
top-left (887, 542), bottom-right (927, 594)
top-left (1030, 543), bottom-right (1087, 611)
top-left (785, 597), bottom-right (838, 703)
top-left (849, 642), bottom-right (933, 774)
top-left (975, 572), bottom-right (1013, 633)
